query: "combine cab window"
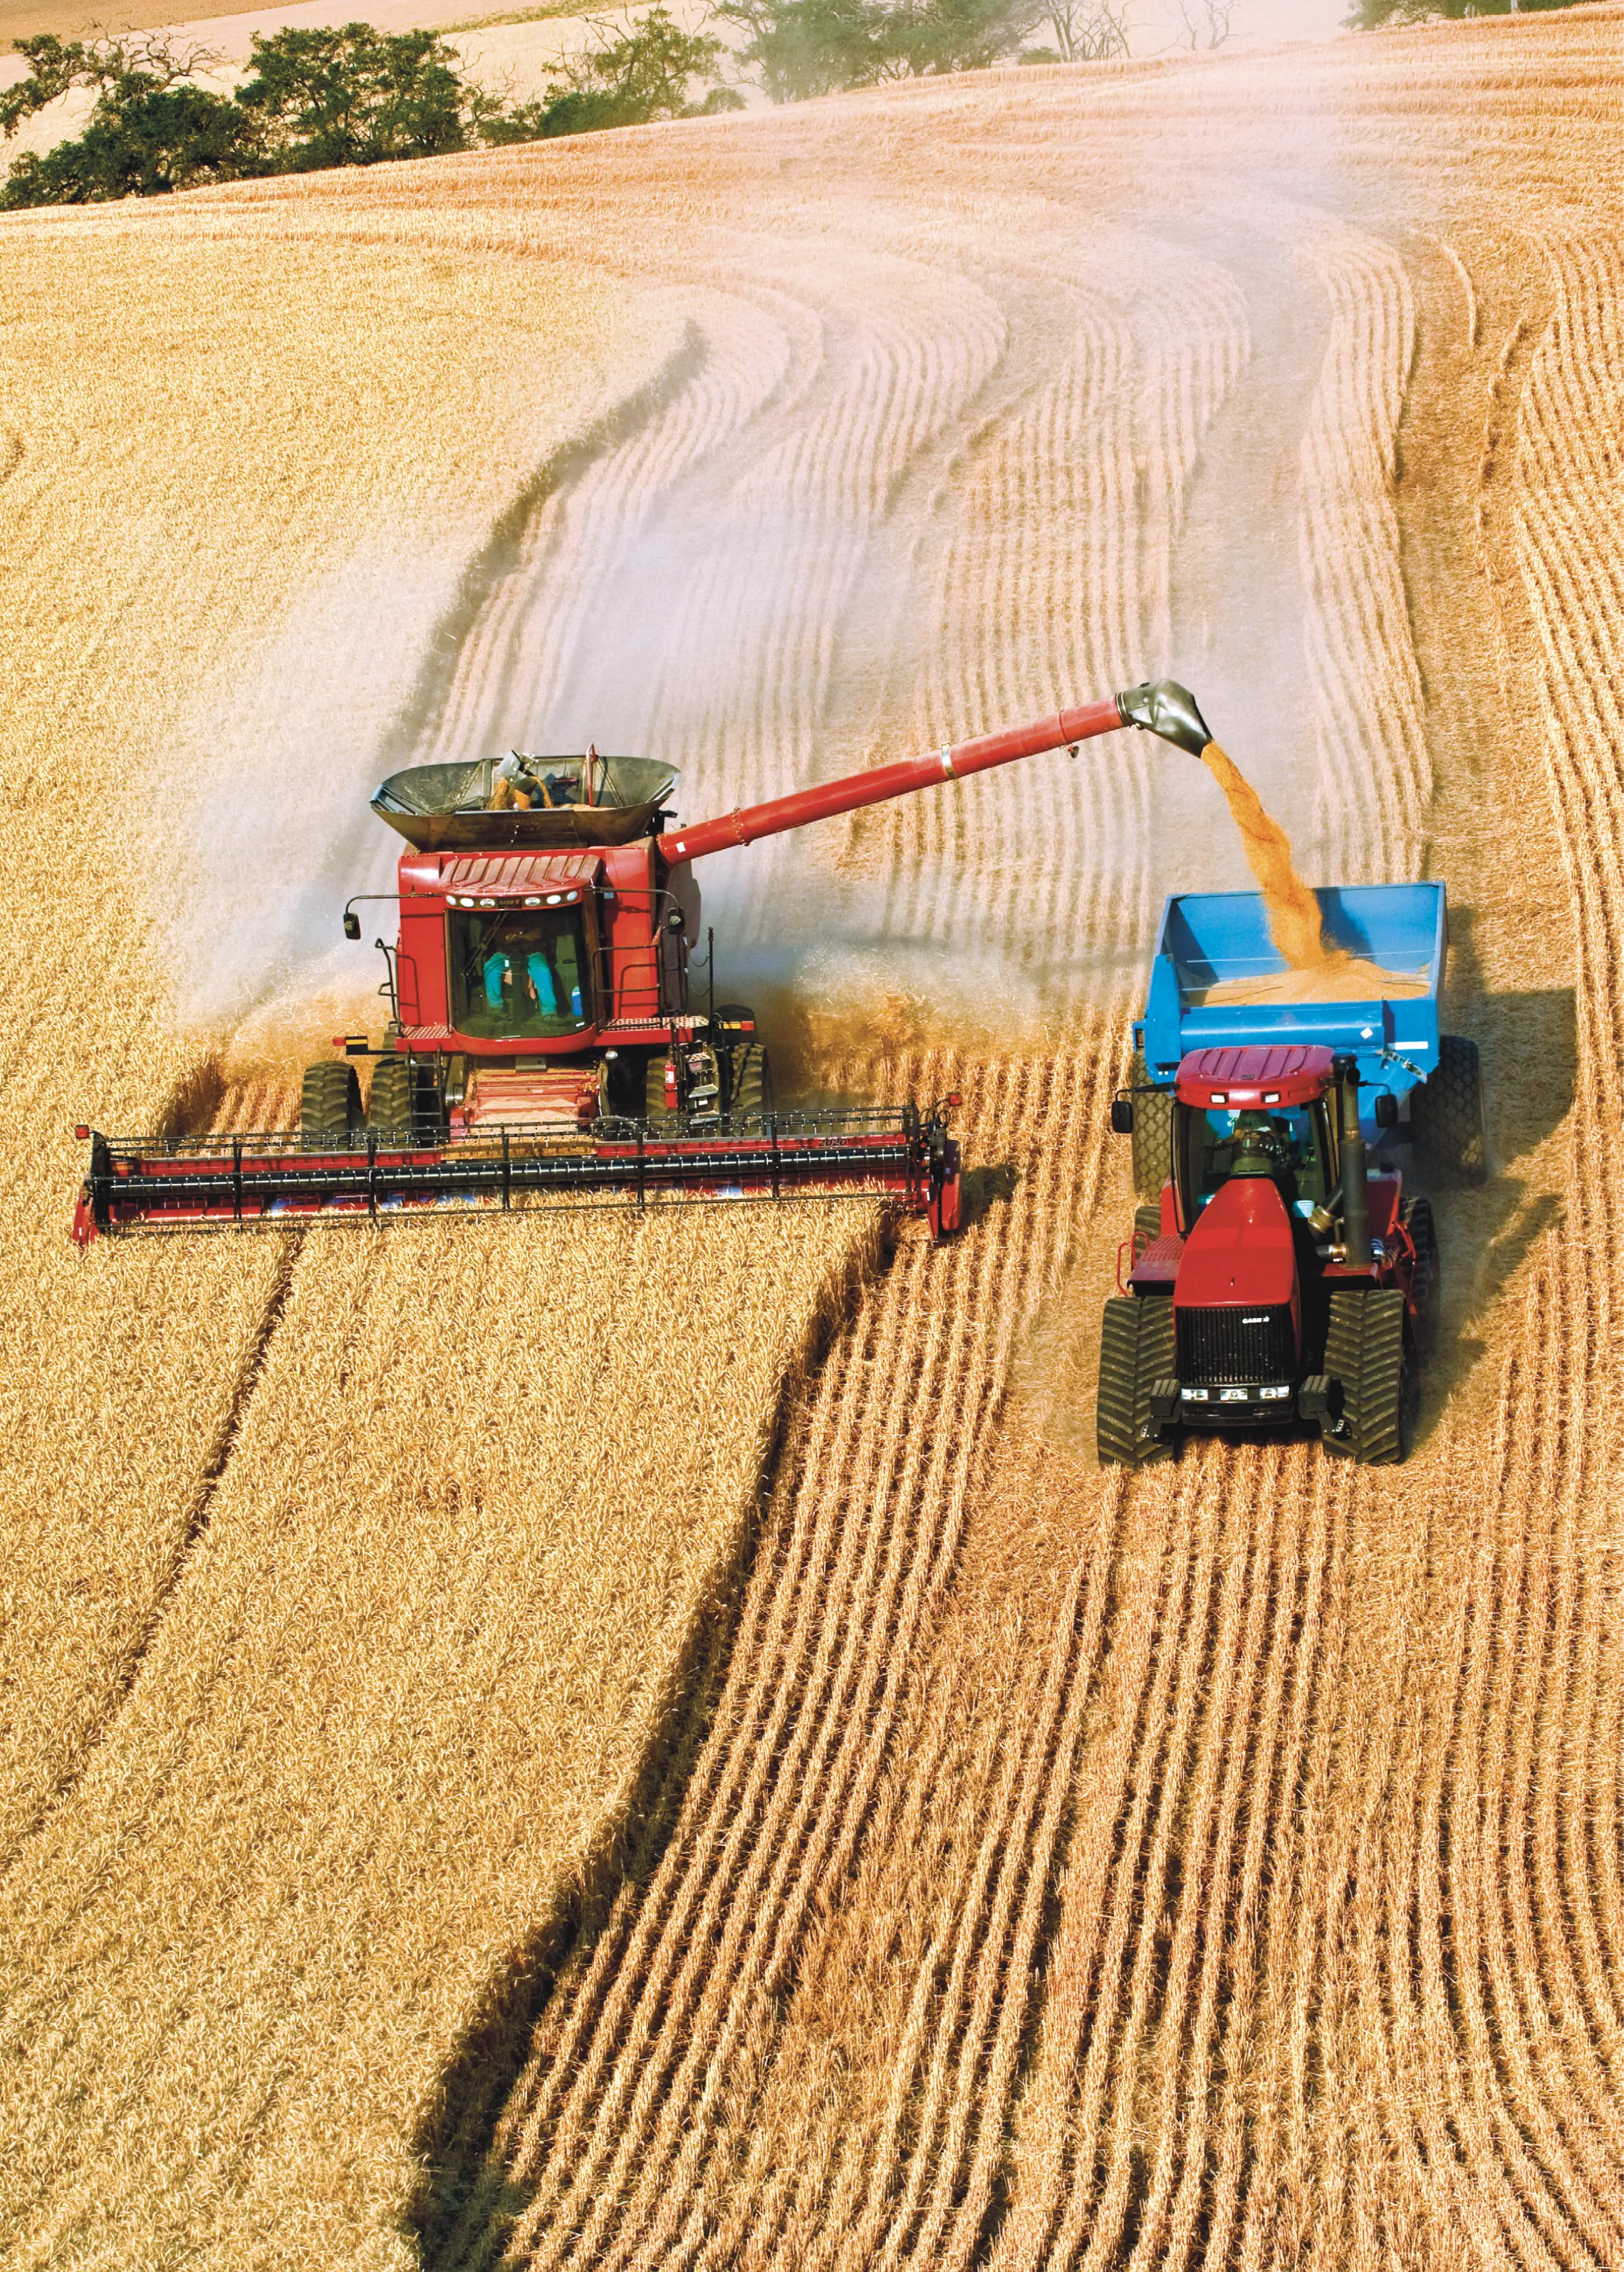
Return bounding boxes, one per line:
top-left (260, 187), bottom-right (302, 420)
top-left (1174, 1098), bottom-right (1334, 1228)
top-left (450, 906), bottom-right (590, 1039)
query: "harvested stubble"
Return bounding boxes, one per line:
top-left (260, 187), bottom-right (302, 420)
top-left (5, 5), bottom-right (1624, 2266)
top-left (0, 1203), bottom-right (878, 2263)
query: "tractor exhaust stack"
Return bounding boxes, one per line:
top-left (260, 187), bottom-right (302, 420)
top-left (1333, 1053), bottom-right (1373, 1269)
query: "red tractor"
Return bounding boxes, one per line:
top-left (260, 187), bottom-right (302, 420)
top-left (1100, 1043), bottom-right (1441, 1466)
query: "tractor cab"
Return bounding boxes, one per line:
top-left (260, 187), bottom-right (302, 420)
top-left (1170, 1046), bottom-right (1338, 1235)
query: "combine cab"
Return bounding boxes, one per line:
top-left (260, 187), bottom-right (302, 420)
top-left (73, 683), bottom-right (1212, 1245)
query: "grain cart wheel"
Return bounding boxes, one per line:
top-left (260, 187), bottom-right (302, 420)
top-left (1096, 1295), bottom-right (1176, 1466)
top-left (1401, 1193), bottom-right (1440, 1359)
top-left (300, 1062), bottom-right (360, 1150)
top-left (1128, 1051), bottom-right (1175, 1203)
top-left (1321, 1287), bottom-right (1415, 1464)
top-left (1410, 1034), bottom-right (1487, 1186)
top-left (725, 1041), bottom-right (771, 1131)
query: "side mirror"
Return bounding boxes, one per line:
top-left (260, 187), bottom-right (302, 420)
top-left (1374, 1091), bottom-right (1398, 1129)
top-left (343, 910), bottom-right (361, 941)
top-left (1110, 1096), bottom-right (1135, 1135)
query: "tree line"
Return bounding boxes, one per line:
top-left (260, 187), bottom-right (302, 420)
top-left (0, 0), bottom-right (1588, 208)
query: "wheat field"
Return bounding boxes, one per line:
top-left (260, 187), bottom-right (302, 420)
top-left (2, 6), bottom-right (1623, 2266)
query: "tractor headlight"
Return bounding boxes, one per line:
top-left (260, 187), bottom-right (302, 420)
top-left (1260, 1384), bottom-right (1291, 1401)
top-left (1182, 1386), bottom-right (1209, 1403)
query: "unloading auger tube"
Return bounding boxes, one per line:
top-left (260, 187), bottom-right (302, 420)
top-left (658, 679), bottom-right (1212, 863)
top-left (69, 681), bottom-right (1209, 1246)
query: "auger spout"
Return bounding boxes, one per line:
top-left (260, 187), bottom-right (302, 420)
top-left (1115, 678), bottom-right (1214, 761)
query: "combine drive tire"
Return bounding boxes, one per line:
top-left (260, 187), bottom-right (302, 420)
top-left (301, 1062), bottom-right (360, 1150)
top-left (645, 1054), bottom-right (675, 1129)
top-left (1322, 1287), bottom-right (1415, 1464)
top-left (368, 1056), bottom-right (441, 1146)
top-left (1402, 1193), bottom-right (1440, 1359)
top-left (1410, 1034), bottom-right (1486, 1186)
top-left (1096, 1295), bottom-right (1176, 1466)
top-left (1128, 1051), bottom-right (1174, 1203)
top-left (726, 1041), bottom-right (771, 1131)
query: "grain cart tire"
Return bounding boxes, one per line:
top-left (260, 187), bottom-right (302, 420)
top-left (1401, 1193), bottom-right (1440, 1359)
top-left (1322, 1287), bottom-right (1415, 1464)
top-left (1128, 1052), bottom-right (1175, 1203)
top-left (1097, 1295), bottom-right (1176, 1466)
top-left (1410, 1034), bottom-right (1486, 1186)
top-left (725, 1041), bottom-right (771, 1131)
top-left (301, 1062), bottom-right (360, 1150)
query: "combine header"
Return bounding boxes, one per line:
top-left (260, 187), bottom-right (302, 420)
top-left (73, 682), bottom-right (1198, 1247)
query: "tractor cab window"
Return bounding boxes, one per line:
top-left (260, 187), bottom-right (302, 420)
top-left (449, 906), bottom-right (590, 1039)
top-left (1175, 1097), bottom-right (1334, 1228)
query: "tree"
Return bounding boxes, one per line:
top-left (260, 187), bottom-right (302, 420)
top-left (1175, 0), bottom-right (1231, 46)
top-left (509, 7), bottom-right (739, 136)
top-left (719, 0), bottom-right (1049, 96)
top-left (0, 33), bottom-right (260, 204)
top-left (1034, 0), bottom-right (1129, 58)
top-left (1346, 0), bottom-right (1581, 25)
top-left (234, 23), bottom-right (487, 168)
top-left (714, 0), bottom-right (888, 102)
top-left (0, 8), bottom-right (737, 206)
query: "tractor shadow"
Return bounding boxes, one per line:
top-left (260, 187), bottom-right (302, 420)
top-left (1400, 935), bottom-right (1576, 1446)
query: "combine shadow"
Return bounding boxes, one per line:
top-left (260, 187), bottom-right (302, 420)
top-left (960, 1159), bottom-right (1019, 1226)
top-left (405, 1597), bottom-right (737, 2263)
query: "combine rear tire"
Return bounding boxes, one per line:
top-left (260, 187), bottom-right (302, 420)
top-left (725, 1042), bottom-right (771, 1131)
top-left (1322, 1287), bottom-right (1415, 1463)
top-left (1410, 1034), bottom-right (1486, 1186)
top-left (1096, 1295), bottom-right (1176, 1466)
top-left (1402, 1193), bottom-right (1440, 1358)
top-left (301, 1062), bottom-right (360, 1150)
top-left (1128, 1051), bottom-right (1174, 1203)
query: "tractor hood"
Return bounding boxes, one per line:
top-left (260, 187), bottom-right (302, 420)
top-left (1175, 1176), bottom-right (1298, 1310)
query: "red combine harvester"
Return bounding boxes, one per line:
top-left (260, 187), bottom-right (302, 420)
top-left (73, 681), bottom-right (1199, 1245)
